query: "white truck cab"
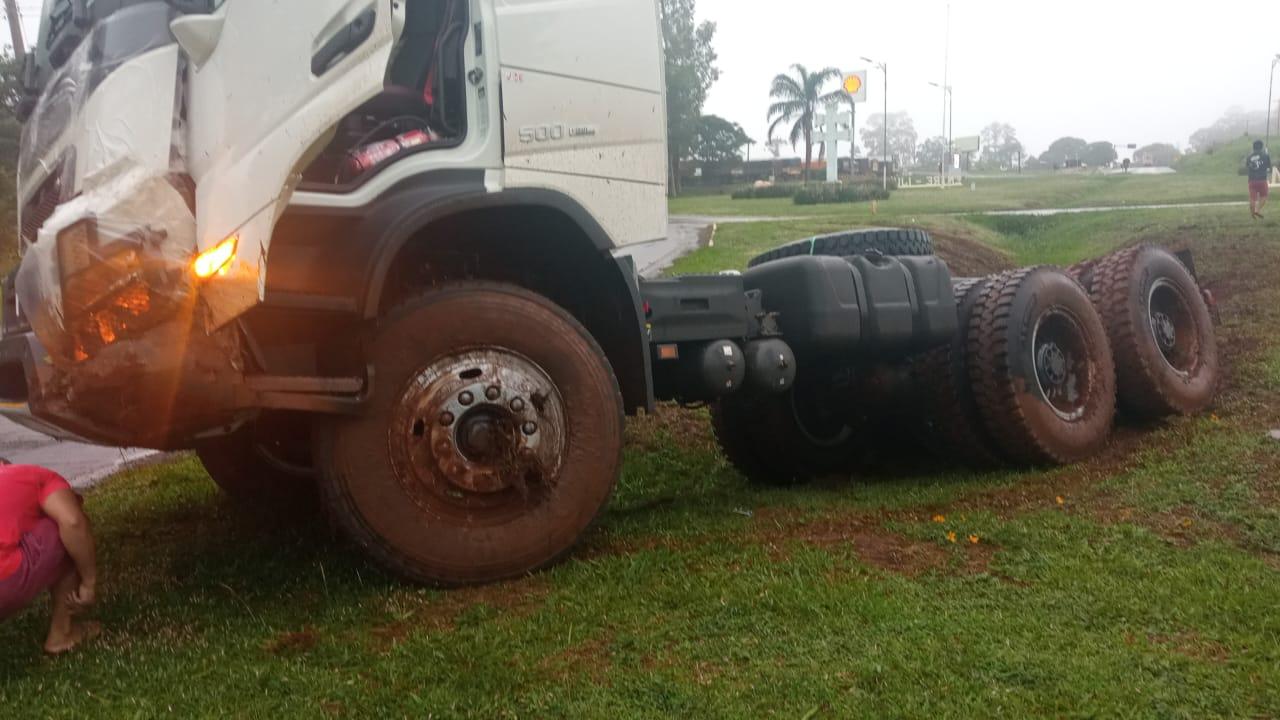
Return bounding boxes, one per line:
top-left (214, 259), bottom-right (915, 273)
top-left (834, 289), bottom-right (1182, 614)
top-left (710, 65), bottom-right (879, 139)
top-left (7, 0), bottom-right (666, 434)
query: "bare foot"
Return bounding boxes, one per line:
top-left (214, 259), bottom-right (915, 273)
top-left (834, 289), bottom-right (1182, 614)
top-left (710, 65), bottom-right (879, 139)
top-left (44, 621), bottom-right (102, 655)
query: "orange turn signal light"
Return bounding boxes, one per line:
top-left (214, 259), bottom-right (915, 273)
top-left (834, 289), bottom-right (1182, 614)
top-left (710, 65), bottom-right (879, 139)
top-left (193, 235), bottom-right (239, 279)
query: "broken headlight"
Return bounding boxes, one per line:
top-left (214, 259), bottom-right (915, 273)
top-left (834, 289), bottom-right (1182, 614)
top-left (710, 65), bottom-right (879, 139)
top-left (56, 219), bottom-right (189, 361)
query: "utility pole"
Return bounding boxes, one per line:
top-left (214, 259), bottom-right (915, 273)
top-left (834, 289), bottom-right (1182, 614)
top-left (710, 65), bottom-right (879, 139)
top-left (3, 0), bottom-right (25, 62)
top-left (850, 102), bottom-right (856, 183)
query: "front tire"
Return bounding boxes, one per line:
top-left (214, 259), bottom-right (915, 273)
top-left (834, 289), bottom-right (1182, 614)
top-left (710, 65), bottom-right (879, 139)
top-left (314, 282), bottom-right (623, 586)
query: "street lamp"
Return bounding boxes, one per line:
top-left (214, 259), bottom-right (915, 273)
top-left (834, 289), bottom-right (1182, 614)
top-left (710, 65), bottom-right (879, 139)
top-left (862, 56), bottom-right (888, 190)
top-left (929, 81), bottom-right (953, 184)
top-left (1269, 54), bottom-right (1280, 145)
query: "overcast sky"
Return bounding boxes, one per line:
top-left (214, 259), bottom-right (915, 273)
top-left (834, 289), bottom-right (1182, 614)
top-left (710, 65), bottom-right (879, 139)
top-left (4, 1), bottom-right (1278, 158)
top-left (697, 0), bottom-right (1280, 158)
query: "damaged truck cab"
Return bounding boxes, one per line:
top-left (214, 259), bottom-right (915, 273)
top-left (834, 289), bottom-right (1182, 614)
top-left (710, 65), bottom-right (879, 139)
top-left (4, 0), bottom-right (667, 448)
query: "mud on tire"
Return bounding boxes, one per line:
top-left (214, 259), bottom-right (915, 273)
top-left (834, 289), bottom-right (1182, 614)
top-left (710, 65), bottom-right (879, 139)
top-left (747, 228), bottom-right (934, 268)
top-left (711, 376), bottom-right (861, 485)
top-left (313, 282), bottom-right (623, 586)
top-left (967, 267), bottom-right (1117, 465)
top-left (1084, 245), bottom-right (1219, 419)
top-left (911, 277), bottom-right (1003, 466)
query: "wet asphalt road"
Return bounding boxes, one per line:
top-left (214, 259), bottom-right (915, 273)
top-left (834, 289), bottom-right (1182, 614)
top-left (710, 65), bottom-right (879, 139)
top-left (0, 418), bottom-right (157, 489)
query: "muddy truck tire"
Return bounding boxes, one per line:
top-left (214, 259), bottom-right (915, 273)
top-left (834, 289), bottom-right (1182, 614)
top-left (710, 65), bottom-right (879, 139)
top-left (711, 375), bottom-right (861, 485)
top-left (967, 267), bottom-right (1117, 466)
top-left (1082, 245), bottom-right (1219, 419)
top-left (314, 282), bottom-right (623, 586)
top-left (747, 228), bottom-right (934, 268)
top-left (911, 277), bottom-right (1004, 466)
top-left (196, 414), bottom-right (317, 510)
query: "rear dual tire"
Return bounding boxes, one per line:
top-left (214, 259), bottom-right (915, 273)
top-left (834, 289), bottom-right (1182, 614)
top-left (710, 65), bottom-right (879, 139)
top-left (967, 267), bottom-right (1117, 465)
top-left (911, 277), bottom-right (1004, 466)
top-left (1073, 245), bottom-right (1218, 419)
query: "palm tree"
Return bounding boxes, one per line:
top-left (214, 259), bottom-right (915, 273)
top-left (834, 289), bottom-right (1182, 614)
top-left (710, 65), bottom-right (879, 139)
top-left (767, 64), bottom-right (843, 184)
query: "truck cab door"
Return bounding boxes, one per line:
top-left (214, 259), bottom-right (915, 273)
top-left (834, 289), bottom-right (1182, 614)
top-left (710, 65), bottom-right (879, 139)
top-left (180, 0), bottom-right (398, 326)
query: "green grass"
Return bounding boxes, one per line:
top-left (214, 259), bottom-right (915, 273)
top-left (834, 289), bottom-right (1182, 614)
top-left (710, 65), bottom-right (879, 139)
top-left (1175, 137), bottom-right (1258, 177)
top-left (2, 201), bottom-right (1279, 718)
top-left (669, 171), bottom-right (1245, 219)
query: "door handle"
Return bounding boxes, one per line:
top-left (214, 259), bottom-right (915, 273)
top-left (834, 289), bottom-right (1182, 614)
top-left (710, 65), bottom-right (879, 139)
top-left (311, 7), bottom-right (377, 76)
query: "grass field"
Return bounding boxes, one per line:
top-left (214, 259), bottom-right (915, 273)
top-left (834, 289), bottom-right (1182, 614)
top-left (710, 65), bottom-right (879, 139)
top-left (669, 169), bottom-right (1246, 219)
top-left (2, 197), bottom-right (1278, 717)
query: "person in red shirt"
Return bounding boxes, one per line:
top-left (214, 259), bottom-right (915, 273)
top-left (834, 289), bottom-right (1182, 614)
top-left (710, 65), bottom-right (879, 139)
top-left (0, 459), bottom-right (100, 653)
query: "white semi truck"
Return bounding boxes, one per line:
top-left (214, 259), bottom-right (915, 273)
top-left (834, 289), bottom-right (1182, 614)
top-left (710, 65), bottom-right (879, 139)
top-left (1, 0), bottom-right (1219, 585)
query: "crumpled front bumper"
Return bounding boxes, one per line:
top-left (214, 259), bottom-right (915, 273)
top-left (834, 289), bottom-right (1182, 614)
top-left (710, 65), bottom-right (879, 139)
top-left (3, 168), bottom-right (253, 449)
top-left (0, 319), bottom-right (251, 451)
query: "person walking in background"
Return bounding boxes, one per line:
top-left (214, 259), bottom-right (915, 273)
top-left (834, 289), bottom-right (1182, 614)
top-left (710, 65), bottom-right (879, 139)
top-left (0, 459), bottom-right (100, 654)
top-left (1246, 140), bottom-right (1272, 220)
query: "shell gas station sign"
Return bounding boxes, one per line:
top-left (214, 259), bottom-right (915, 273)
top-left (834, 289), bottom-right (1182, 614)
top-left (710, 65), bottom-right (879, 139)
top-left (843, 71), bottom-right (868, 103)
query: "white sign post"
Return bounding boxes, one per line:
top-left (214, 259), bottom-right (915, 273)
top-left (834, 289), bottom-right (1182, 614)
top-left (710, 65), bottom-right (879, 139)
top-left (814, 103), bottom-right (852, 184)
top-left (842, 71), bottom-right (869, 181)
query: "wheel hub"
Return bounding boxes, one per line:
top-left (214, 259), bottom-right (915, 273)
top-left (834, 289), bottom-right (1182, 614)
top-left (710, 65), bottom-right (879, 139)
top-left (1036, 342), bottom-right (1069, 388)
top-left (390, 349), bottom-right (566, 510)
top-left (1031, 308), bottom-right (1090, 422)
top-left (1151, 311), bottom-right (1177, 353)
top-left (1147, 278), bottom-right (1200, 377)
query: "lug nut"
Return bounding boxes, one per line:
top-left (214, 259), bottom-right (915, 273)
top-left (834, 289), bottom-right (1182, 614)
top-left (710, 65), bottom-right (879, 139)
top-left (522, 422), bottom-right (538, 436)
top-left (485, 386), bottom-right (502, 401)
top-left (440, 411), bottom-right (455, 427)
top-left (510, 397), bottom-right (526, 412)
top-left (459, 391), bottom-right (475, 406)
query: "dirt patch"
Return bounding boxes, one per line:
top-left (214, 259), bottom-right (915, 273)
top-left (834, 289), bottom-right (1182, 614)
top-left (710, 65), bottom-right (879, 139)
top-left (752, 511), bottom-right (994, 577)
top-left (263, 628), bottom-right (319, 656)
top-left (625, 403), bottom-right (717, 454)
top-left (928, 230), bottom-right (1016, 278)
top-left (369, 577), bottom-right (550, 650)
top-left (539, 633), bottom-right (615, 683)
top-left (1143, 631), bottom-right (1232, 663)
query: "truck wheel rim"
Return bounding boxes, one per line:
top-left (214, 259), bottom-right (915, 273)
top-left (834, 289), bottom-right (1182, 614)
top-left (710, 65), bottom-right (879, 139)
top-left (1147, 279), bottom-right (1199, 377)
top-left (1030, 307), bottom-right (1092, 422)
top-left (388, 348), bottom-right (567, 525)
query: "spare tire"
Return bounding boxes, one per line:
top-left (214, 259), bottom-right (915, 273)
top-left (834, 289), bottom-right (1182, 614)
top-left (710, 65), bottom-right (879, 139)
top-left (967, 267), bottom-right (1117, 465)
top-left (748, 228), bottom-right (934, 268)
top-left (911, 277), bottom-right (1004, 466)
top-left (1086, 245), bottom-right (1218, 419)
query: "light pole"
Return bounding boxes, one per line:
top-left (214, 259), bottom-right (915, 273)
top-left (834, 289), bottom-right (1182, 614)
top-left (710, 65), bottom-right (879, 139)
top-left (862, 56), bottom-right (888, 190)
top-left (929, 81), bottom-right (953, 184)
top-left (1269, 54), bottom-right (1280, 145)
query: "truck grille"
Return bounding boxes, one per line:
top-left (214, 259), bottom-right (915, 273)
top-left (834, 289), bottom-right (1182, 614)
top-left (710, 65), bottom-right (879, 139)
top-left (21, 174), bottom-right (62, 248)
